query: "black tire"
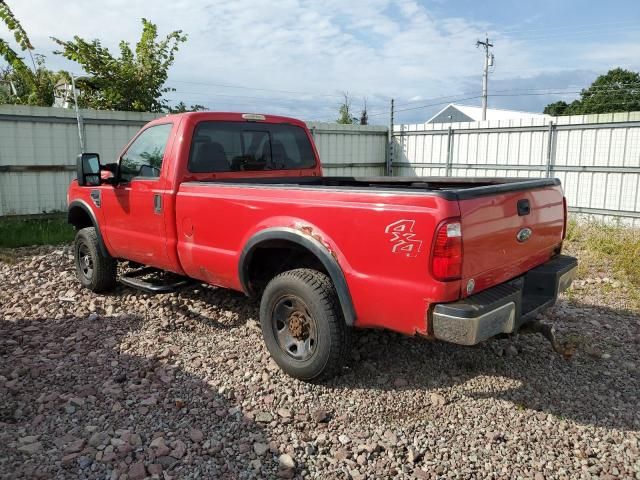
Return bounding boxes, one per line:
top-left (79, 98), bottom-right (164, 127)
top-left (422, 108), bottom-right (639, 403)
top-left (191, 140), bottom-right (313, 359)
top-left (74, 227), bottom-right (117, 293)
top-left (259, 268), bottom-right (350, 381)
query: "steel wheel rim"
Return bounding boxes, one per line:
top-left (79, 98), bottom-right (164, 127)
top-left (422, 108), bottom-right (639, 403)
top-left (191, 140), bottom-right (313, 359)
top-left (271, 295), bottom-right (317, 361)
top-left (78, 243), bottom-right (94, 281)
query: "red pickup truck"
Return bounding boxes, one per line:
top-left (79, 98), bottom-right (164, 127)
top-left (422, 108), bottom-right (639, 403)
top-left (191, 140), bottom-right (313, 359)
top-left (68, 112), bottom-right (577, 380)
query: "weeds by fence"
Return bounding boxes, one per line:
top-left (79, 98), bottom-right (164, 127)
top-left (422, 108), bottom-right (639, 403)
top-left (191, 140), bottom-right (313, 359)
top-left (566, 221), bottom-right (640, 288)
top-left (0, 214), bottom-right (73, 248)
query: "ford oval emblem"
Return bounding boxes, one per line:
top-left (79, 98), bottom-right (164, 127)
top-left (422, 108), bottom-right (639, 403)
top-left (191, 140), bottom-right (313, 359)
top-left (466, 279), bottom-right (475, 295)
top-left (517, 227), bottom-right (532, 243)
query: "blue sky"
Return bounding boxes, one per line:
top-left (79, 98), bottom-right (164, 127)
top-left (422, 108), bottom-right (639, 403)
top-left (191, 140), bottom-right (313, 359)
top-left (5, 0), bottom-right (640, 123)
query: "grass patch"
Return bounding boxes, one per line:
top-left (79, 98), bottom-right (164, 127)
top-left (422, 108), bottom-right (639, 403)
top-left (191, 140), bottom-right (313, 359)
top-left (0, 214), bottom-right (75, 248)
top-left (565, 220), bottom-right (640, 287)
top-left (0, 251), bottom-right (17, 264)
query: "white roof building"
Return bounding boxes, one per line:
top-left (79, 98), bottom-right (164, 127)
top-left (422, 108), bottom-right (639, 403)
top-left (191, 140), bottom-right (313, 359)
top-left (426, 103), bottom-right (550, 124)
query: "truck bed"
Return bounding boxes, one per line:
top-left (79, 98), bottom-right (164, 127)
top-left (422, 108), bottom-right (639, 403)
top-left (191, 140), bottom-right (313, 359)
top-left (176, 174), bottom-right (565, 334)
top-left (210, 176), bottom-right (561, 200)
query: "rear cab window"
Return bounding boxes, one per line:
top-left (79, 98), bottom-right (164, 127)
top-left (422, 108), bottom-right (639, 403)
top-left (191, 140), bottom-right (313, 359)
top-left (188, 121), bottom-right (316, 173)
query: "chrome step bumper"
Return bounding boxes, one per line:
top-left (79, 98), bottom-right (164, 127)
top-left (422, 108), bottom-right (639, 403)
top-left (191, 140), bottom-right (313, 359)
top-left (432, 255), bottom-right (578, 345)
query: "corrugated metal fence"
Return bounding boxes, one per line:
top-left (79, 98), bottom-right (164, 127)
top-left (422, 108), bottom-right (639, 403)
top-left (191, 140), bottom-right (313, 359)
top-left (0, 105), bottom-right (161, 216)
top-left (0, 107), bottom-right (387, 216)
top-left (307, 122), bottom-right (387, 176)
top-left (393, 112), bottom-right (640, 227)
top-left (1, 105), bottom-right (639, 225)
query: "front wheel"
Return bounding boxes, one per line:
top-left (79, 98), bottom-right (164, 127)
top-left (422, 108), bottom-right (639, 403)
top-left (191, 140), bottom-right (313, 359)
top-left (74, 227), bottom-right (117, 293)
top-left (259, 268), bottom-right (350, 381)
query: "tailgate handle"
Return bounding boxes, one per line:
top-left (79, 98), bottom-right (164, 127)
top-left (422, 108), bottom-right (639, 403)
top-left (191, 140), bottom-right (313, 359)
top-left (517, 199), bottom-right (530, 216)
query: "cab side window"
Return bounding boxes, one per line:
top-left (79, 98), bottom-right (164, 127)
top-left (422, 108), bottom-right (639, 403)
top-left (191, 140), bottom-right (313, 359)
top-left (119, 123), bottom-right (173, 182)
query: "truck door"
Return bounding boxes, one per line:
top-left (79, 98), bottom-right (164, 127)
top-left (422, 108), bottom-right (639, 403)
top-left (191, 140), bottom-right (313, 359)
top-left (100, 122), bottom-right (175, 270)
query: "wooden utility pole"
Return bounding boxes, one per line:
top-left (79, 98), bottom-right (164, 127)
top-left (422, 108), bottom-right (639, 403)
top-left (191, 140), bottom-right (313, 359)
top-left (476, 36), bottom-right (494, 121)
top-left (387, 98), bottom-right (394, 176)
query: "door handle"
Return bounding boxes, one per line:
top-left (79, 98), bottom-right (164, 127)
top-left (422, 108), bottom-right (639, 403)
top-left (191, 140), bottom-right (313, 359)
top-left (153, 194), bottom-right (162, 214)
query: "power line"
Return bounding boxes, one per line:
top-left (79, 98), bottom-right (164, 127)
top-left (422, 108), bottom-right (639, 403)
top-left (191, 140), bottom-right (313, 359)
top-left (165, 96), bottom-right (335, 111)
top-left (165, 89), bottom-right (303, 103)
top-left (167, 87), bottom-right (388, 107)
top-left (163, 94), bottom-right (345, 115)
top-left (393, 91), bottom-right (482, 109)
top-left (168, 79), bottom-right (371, 100)
top-left (391, 94), bottom-right (485, 111)
top-left (369, 95), bottom-right (484, 117)
top-left (167, 89), bottom-right (344, 104)
top-left (385, 84), bottom-right (640, 112)
top-left (370, 90), bottom-right (640, 118)
top-left (492, 90), bottom-right (640, 97)
top-left (166, 81), bottom-right (640, 118)
top-left (390, 92), bottom-right (578, 116)
top-left (493, 91), bottom-right (580, 97)
top-left (498, 25), bottom-right (640, 42)
top-left (497, 20), bottom-right (640, 35)
top-left (490, 84), bottom-right (640, 94)
top-left (170, 82), bottom-right (640, 108)
top-left (163, 94), bottom-right (387, 120)
top-left (395, 3), bottom-right (640, 40)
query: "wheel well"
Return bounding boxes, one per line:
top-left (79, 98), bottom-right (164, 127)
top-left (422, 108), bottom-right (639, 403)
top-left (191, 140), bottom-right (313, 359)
top-left (68, 205), bottom-right (93, 230)
top-left (67, 202), bottom-right (112, 258)
top-left (240, 228), bottom-right (356, 326)
top-left (246, 240), bottom-right (328, 295)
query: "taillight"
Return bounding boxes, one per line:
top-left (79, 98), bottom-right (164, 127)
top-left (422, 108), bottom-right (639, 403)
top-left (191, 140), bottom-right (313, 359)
top-left (431, 218), bottom-right (463, 281)
top-left (562, 197), bottom-right (568, 240)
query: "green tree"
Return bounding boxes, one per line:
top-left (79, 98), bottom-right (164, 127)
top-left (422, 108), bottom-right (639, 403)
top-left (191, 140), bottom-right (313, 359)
top-left (52, 19), bottom-right (187, 112)
top-left (1, 54), bottom-right (59, 106)
top-left (544, 68), bottom-right (640, 116)
top-left (0, 0), bottom-right (34, 71)
top-left (168, 101), bottom-right (206, 113)
top-left (570, 68), bottom-right (640, 114)
top-left (543, 100), bottom-right (569, 116)
top-left (0, 0), bottom-right (57, 106)
top-left (337, 92), bottom-right (357, 124)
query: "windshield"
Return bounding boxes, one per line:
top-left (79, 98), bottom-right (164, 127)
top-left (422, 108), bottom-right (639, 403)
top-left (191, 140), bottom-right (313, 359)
top-left (188, 121), bottom-right (316, 173)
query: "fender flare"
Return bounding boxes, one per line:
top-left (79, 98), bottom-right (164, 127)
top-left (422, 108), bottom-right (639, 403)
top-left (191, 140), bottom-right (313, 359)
top-left (239, 227), bottom-right (356, 326)
top-left (67, 200), bottom-right (112, 258)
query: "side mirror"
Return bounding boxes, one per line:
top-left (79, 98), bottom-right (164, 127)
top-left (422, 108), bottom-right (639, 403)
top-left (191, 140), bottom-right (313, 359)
top-left (77, 153), bottom-right (101, 186)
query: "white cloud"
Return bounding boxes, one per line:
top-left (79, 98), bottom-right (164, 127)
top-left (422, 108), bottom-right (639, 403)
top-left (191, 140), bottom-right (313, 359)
top-left (579, 41), bottom-right (640, 67)
top-left (4, 0), bottom-right (639, 122)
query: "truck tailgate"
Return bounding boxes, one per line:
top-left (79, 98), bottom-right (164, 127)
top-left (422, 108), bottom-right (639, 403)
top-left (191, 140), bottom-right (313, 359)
top-left (458, 185), bottom-right (565, 297)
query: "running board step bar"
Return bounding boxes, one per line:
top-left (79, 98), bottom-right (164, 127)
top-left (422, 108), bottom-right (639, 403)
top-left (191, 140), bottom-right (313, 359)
top-left (119, 267), bottom-right (195, 294)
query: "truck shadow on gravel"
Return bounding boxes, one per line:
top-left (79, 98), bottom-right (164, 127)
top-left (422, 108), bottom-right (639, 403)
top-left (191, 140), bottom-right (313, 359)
top-left (169, 284), bottom-right (638, 433)
top-left (328, 300), bottom-right (639, 432)
top-left (0, 314), bottom-right (282, 480)
top-left (172, 286), bottom-right (256, 331)
top-left (161, 283), bottom-right (638, 432)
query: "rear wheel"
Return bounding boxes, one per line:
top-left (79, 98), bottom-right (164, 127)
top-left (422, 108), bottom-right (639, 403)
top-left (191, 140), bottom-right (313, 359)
top-left (259, 268), bottom-right (349, 381)
top-left (74, 227), bottom-right (117, 293)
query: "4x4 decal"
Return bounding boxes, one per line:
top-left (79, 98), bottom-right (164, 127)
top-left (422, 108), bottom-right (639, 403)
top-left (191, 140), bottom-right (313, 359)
top-left (385, 219), bottom-right (423, 257)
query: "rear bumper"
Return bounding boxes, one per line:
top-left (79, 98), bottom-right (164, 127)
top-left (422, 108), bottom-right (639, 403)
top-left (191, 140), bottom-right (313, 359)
top-left (432, 254), bottom-right (578, 345)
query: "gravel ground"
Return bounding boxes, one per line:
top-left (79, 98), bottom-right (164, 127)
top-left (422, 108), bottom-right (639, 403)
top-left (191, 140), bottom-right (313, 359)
top-left (0, 246), bottom-right (638, 479)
